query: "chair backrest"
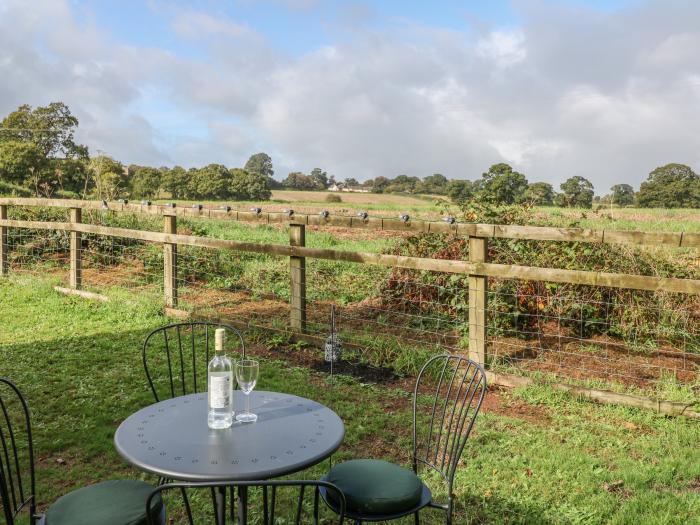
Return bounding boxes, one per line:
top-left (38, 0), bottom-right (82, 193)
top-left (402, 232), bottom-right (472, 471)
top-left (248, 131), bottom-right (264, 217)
top-left (0, 378), bottom-right (36, 525)
top-left (146, 479), bottom-right (346, 525)
top-left (412, 354), bottom-right (487, 486)
top-left (142, 322), bottom-right (246, 402)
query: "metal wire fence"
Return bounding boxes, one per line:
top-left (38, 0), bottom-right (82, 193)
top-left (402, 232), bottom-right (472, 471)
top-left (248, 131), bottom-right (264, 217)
top-left (2, 204), bottom-right (699, 406)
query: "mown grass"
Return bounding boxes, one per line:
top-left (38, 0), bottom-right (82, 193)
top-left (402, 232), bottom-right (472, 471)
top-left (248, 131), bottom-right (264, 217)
top-left (2, 276), bottom-right (700, 524)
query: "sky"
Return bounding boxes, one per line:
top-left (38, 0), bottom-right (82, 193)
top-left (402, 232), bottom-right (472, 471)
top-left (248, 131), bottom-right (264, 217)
top-left (0, 0), bottom-right (699, 190)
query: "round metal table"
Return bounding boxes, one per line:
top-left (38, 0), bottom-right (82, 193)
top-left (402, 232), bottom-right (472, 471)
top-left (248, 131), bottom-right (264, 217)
top-left (114, 391), bottom-right (344, 523)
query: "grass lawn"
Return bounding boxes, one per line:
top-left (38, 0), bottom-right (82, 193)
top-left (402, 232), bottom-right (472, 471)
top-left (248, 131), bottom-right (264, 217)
top-left (2, 276), bottom-right (700, 524)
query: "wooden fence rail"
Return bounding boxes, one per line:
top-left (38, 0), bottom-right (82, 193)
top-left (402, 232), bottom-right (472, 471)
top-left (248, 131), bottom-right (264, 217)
top-left (2, 218), bottom-right (699, 295)
top-left (2, 197), bottom-right (699, 248)
top-left (2, 200), bottom-right (700, 418)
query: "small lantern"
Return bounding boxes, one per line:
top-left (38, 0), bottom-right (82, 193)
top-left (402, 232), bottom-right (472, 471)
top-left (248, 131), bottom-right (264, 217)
top-left (324, 305), bottom-right (342, 363)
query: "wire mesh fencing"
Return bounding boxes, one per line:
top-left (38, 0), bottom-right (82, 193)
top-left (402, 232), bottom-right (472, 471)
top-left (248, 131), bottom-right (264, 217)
top-left (2, 205), bottom-right (699, 405)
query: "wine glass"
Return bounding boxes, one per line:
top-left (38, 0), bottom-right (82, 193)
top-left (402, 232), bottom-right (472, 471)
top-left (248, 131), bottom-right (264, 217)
top-left (235, 359), bottom-right (259, 423)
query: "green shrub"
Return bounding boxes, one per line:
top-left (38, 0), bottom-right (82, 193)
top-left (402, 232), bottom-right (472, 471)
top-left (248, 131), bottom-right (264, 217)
top-left (325, 193), bottom-right (342, 203)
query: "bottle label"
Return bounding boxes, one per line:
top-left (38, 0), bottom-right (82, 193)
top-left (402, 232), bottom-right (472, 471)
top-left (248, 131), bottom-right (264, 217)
top-left (209, 374), bottom-right (231, 409)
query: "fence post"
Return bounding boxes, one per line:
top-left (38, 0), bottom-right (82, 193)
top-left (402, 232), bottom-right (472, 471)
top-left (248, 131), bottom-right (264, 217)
top-left (163, 214), bottom-right (178, 308)
top-left (0, 205), bottom-right (7, 276)
top-left (468, 236), bottom-right (488, 366)
top-left (69, 207), bottom-right (82, 289)
top-left (289, 223), bottom-right (307, 332)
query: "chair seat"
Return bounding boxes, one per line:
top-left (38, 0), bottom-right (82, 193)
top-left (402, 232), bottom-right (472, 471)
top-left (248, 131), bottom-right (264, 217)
top-left (45, 479), bottom-right (163, 525)
top-left (326, 459), bottom-right (424, 515)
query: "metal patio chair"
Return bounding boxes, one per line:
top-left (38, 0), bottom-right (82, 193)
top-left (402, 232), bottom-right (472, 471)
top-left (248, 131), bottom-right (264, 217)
top-left (0, 378), bottom-right (165, 525)
top-left (142, 321), bottom-right (246, 403)
top-left (319, 354), bottom-right (487, 524)
top-left (142, 321), bottom-right (246, 525)
top-left (146, 479), bottom-right (347, 525)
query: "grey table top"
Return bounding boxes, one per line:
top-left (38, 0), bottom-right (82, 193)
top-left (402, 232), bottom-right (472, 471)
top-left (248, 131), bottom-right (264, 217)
top-left (114, 391), bottom-right (344, 481)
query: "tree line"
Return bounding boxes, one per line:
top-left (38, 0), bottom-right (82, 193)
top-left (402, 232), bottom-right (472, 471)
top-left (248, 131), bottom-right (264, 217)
top-left (0, 103), bottom-right (273, 201)
top-left (1, 102), bottom-right (698, 208)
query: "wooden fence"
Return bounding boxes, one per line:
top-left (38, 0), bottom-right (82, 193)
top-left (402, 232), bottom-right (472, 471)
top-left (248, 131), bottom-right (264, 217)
top-left (1, 198), bottom-right (699, 417)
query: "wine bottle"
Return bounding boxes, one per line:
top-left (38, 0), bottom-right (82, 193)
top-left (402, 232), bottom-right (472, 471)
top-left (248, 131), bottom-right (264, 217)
top-left (207, 328), bottom-right (233, 429)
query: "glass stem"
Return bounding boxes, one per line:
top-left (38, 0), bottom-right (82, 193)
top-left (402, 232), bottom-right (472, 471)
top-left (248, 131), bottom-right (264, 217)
top-left (245, 392), bottom-right (250, 414)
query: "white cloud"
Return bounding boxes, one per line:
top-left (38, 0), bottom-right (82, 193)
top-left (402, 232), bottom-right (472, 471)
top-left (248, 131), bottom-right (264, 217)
top-left (476, 30), bottom-right (527, 68)
top-left (1, 0), bottom-right (699, 190)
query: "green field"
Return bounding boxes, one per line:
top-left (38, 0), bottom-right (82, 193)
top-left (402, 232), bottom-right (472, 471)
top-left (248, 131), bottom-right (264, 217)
top-left (167, 191), bottom-right (700, 234)
top-left (2, 276), bottom-right (700, 524)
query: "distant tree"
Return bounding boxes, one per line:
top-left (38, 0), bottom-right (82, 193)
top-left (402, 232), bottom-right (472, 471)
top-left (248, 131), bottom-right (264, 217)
top-left (0, 102), bottom-right (88, 196)
top-left (189, 164), bottom-right (233, 199)
top-left (309, 168), bottom-right (328, 190)
top-left (0, 141), bottom-right (43, 186)
top-left (283, 171), bottom-right (317, 190)
top-left (610, 184), bottom-right (635, 206)
top-left (129, 166), bottom-right (161, 199)
top-left (369, 176), bottom-right (390, 193)
top-left (446, 179), bottom-right (474, 203)
top-left (386, 174), bottom-right (420, 193)
top-left (477, 163), bottom-right (528, 204)
top-left (558, 176), bottom-right (594, 208)
top-left (420, 173), bottom-right (449, 194)
top-left (244, 152), bottom-right (274, 179)
top-left (229, 168), bottom-right (272, 200)
top-left (344, 177), bottom-right (360, 187)
top-left (89, 155), bottom-right (127, 200)
top-left (522, 182), bottom-right (554, 205)
top-left (637, 163), bottom-right (700, 208)
top-left (160, 166), bottom-right (189, 199)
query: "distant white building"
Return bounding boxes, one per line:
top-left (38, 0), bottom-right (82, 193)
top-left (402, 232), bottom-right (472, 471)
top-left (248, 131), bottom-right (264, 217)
top-left (329, 182), bottom-right (370, 193)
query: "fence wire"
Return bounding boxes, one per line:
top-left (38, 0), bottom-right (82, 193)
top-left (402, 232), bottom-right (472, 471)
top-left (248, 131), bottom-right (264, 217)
top-left (3, 207), bottom-right (699, 403)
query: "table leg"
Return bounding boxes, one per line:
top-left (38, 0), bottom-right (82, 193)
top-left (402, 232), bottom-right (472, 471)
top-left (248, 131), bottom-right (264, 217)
top-left (214, 485), bottom-right (226, 525)
top-left (237, 485), bottom-right (248, 524)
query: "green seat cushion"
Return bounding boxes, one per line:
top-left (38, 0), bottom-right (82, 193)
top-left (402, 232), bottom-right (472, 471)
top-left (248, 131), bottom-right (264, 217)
top-left (326, 459), bottom-right (423, 515)
top-left (45, 480), bottom-right (162, 525)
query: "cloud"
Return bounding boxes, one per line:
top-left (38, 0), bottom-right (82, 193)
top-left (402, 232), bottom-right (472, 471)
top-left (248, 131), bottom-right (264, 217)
top-left (0, 0), bottom-right (699, 191)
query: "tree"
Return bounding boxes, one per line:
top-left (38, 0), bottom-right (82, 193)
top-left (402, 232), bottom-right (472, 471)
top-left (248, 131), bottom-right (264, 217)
top-left (130, 166), bottom-right (162, 199)
top-left (0, 141), bottom-right (44, 186)
top-left (637, 164), bottom-right (700, 208)
top-left (0, 102), bottom-right (88, 196)
top-left (229, 168), bottom-right (271, 200)
top-left (244, 153), bottom-right (274, 179)
top-left (420, 173), bottom-right (449, 194)
top-left (385, 174), bottom-right (420, 193)
top-left (89, 155), bottom-right (127, 200)
top-left (610, 184), bottom-right (634, 206)
top-left (558, 176), bottom-right (594, 208)
top-left (368, 176), bottom-right (390, 193)
top-left (344, 177), bottom-right (360, 187)
top-left (309, 168), bottom-right (328, 190)
top-left (446, 180), bottom-right (474, 203)
top-left (477, 163), bottom-right (528, 204)
top-left (160, 166), bottom-right (189, 199)
top-left (522, 182), bottom-right (554, 206)
top-left (189, 164), bottom-right (233, 199)
top-left (283, 172), bottom-right (317, 190)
